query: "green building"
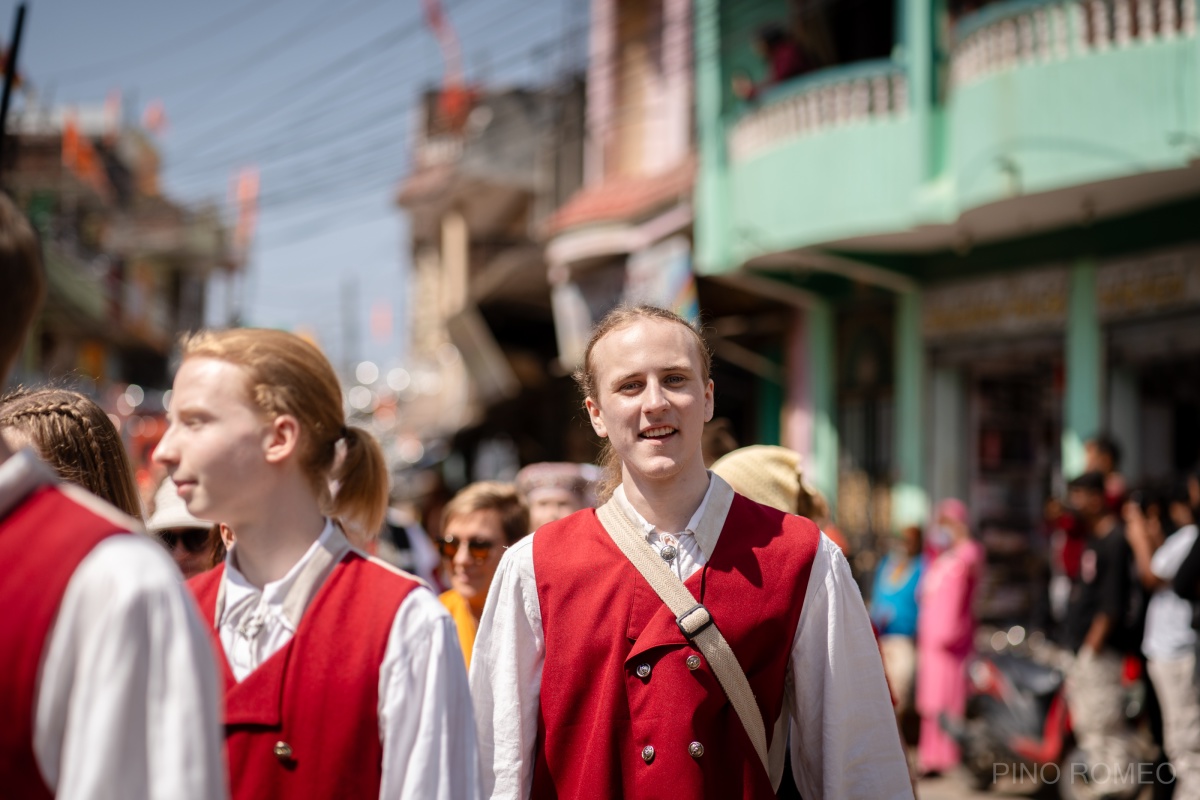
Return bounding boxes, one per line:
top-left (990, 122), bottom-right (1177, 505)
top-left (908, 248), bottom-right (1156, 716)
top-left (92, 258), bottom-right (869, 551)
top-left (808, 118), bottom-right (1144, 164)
top-left (695, 0), bottom-right (1200, 622)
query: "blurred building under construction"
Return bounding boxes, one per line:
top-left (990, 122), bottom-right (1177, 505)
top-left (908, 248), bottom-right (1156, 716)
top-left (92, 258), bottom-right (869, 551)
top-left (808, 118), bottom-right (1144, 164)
top-left (397, 0), bottom-right (1200, 626)
top-left (3, 100), bottom-right (234, 472)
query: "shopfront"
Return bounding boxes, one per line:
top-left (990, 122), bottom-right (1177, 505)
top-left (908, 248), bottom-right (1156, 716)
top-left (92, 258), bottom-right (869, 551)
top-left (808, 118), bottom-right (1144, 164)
top-left (924, 267), bottom-right (1068, 626)
top-left (1101, 247), bottom-right (1200, 485)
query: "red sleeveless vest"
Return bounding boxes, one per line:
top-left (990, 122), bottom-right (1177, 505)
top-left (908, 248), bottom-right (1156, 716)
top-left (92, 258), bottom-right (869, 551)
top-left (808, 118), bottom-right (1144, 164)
top-left (189, 552), bottom-right (421, 800)
top-left (531, 494), bottom-right (820, 799)
top-left (0, 485), bottom-right (127, 799)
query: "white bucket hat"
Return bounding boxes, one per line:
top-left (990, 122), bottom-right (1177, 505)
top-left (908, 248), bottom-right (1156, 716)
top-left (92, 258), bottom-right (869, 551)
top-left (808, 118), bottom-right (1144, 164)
top-left (148, 478), bottom-right (213, 534)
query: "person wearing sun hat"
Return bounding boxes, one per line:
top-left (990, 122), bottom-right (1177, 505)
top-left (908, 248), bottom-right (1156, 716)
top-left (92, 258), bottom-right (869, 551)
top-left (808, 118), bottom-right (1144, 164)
top-left (710, 444), bottom-right (850, 554)
top-left (514, 462), bottom-right (592, 532)
top-left (148, 477), bottom-right (218, 579)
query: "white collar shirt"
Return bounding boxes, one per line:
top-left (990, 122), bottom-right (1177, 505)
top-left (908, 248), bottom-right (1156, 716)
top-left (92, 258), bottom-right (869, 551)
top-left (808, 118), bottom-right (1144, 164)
top-left (210, 518), bottom-right (481, 800)
top-left (0, 448), bottom-right (228, 799)
top-left (612, 474), bottom-right (719, 581)
top-left (470, 473), bottom-right (913, 799)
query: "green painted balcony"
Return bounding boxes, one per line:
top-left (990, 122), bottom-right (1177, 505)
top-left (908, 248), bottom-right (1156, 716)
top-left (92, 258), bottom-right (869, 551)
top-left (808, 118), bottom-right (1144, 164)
top-left (696, 0), bottom-right (1200, 274)
top-left (722, 60), bottom-right (922, 267)
top-left (948, 0), bottom-right (1200, 217)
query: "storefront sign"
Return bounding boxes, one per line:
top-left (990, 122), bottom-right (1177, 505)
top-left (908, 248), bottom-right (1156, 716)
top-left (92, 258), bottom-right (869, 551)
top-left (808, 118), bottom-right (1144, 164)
top-left (923, 268), bottom-right (1068, 340)
top-left (1098, 249), bottom-right (1200, 321)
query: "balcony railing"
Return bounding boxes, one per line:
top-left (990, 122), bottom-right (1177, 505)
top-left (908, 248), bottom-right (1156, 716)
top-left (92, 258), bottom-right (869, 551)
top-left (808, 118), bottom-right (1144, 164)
top-left (951, 0), bottom-right (1197, 89)
top-left (728, 60), bottom-right (908, 164)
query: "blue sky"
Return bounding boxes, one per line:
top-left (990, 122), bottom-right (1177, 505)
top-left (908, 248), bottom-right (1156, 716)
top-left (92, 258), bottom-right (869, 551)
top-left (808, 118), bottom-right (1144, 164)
top-left (11, 0), bottom-right (584, 378)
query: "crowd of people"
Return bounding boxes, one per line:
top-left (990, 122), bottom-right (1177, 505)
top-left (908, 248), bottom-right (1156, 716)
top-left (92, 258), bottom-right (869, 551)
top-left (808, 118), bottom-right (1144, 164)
top-left (8, 174), bottom-right (1198, 798)
top-left (0, 194), bottom-right (913, 799)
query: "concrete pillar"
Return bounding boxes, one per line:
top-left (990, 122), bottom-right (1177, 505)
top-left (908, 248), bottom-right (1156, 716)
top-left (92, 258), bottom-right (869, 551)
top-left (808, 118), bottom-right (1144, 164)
top-left (693, 0), bottom-right (732, 274)
top-left (930, 366), bottom-right (967, 508)
top-left (1063, 260), bottom-right (1102, 480)
top-left (807, 300), bottom-right (838, 516)
top-left (1109, 365), bottom-right (1140, 483)
top-left (440, 210), bottom-right (468, 317)
top-left (893, 289), bottom-right (928, 530)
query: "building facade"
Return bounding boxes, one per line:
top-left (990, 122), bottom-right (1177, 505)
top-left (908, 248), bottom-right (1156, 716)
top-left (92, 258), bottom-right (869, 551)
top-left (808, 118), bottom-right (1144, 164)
top-left (696, 0), bottom-right (1200, 621)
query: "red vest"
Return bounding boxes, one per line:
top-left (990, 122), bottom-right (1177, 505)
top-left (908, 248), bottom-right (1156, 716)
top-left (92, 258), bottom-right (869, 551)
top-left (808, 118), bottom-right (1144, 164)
top-left (0, 485), bottom-right (127, 799)
top-left (189, 553), bottom-right (421, 800)
top-left (532, 494), bottom-right (820, 799)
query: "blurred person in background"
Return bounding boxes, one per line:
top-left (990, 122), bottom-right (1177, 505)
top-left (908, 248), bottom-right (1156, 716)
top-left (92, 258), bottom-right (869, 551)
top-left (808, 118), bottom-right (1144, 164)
top-left (1063, 471), bottom-right (1139, 794)
top-left (872, 524), bottom-right (924, 716)
top-left (514, 462), bottom-right (589, 532)
top-left (1086, 434), bottom-right (1127, 513)
top-left (711, 443), bottom-right (916, 798)
top-left (154, 328), bottom-right (477, 800)
top-left (711, 444), bottom-right (851, 555)
top-left (0, 387), bottom-right (143, 521)
top-left (146, 477), bottom-right (217, 579)
top-left (377, 497), bottom-right (441, 589)
top-left (1127, 483), bottom-right (1200, 798)
top-left (0, 194), bottom-right (225, 798)
top-left (732, 23), bottom-right (811, 101)
top-left (437, 481), bottom-right (529, 668)
top-left (915, 498), bottom-right (983, 776)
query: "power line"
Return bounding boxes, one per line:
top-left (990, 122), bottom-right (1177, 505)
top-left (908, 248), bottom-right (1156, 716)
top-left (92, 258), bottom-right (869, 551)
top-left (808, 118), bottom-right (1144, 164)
top-left (166, 0), bottom-right (397, 125)
top-left (48, 0), bottom-right (288, 84)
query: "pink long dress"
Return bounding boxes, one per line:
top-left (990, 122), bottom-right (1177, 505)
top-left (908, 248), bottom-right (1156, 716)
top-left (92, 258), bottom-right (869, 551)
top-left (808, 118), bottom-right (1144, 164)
top-left (916, 538), bottom-right (984, 773)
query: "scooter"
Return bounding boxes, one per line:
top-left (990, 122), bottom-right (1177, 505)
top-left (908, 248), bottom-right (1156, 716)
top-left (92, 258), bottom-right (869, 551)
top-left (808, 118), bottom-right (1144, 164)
top-left (942, 638), bottom-right (1144, 799)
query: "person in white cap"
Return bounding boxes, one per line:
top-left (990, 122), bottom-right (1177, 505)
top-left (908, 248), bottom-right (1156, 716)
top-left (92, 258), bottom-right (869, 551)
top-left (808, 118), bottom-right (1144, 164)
top-left (148, 477), bottom-right (217, 579)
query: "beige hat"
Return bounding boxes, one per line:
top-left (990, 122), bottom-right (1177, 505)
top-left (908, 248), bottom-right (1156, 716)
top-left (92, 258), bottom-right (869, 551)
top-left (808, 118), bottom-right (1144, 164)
top-left (711, 445), bottom-right (807, 515)
top-left (148, 478), bottom-right (212, 533)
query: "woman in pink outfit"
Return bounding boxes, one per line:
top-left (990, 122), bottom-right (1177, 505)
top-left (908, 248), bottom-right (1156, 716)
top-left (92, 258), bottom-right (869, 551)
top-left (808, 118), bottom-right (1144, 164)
top-left (916, 498), bottom-right (984, 775)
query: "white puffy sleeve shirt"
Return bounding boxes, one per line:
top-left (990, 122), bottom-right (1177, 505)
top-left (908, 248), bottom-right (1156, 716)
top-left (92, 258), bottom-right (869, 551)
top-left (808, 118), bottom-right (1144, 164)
top-left (0, 449), bottom-right (230, 800)
top-left (469, 479), bottom-right (912, 800)
top-left (215, 521), bottom-right (480, 800)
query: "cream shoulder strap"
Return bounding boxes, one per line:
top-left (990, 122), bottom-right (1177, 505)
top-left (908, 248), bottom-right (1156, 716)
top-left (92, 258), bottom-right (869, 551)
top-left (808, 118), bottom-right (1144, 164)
top-left (595, 498), bottom-right (770, 773)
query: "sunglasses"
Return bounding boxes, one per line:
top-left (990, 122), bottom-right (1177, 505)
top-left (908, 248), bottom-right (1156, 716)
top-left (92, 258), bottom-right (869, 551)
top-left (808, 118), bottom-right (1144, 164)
top-left (437, 536), bottom-right (496, 563)
top-left (157, 528), bottom-right (210, 555)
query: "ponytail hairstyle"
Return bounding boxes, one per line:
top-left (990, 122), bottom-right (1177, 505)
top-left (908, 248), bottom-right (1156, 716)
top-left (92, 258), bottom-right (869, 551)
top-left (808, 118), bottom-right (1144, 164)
top-left (572, 304), bottom-right (712, 503)
top-left (180, 328), bottom-right (389, 538)
top-left (0, 387), bottom-right (143, 520)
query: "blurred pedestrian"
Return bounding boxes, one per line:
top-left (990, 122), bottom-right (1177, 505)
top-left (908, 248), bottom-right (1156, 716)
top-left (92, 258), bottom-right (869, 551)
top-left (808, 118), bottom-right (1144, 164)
top-left (732, 23), bottom-right (811, 100)
top-left (1128, 483), bottom-right (1200, 797)
top-left (471, 305), bottom-right (911, 798)
top-left (514, 462), bottom-right (589, 531)
top-left (147, 477), bottom-right (217, 579)
top-left (710, 443), bottom-right (851, 554)
top-left (437, 481), bottom-right (529, 668)
top-left (1085, 434), bottom-right (1127, 513)
top-left (0, 387), bottom-right (143, 520)
top-left (711, 443), bottom-right (916, 797)
top-left (154, 328), bottom-right (478, 800)
top-left (1062, 471), bottom-right (1139, 794)
top-left (0, 194), bottom-right (225, 798)
top-left (872, 524), bottom-right (924, 714)
top-left (915, 498), bottom-right (983, 776)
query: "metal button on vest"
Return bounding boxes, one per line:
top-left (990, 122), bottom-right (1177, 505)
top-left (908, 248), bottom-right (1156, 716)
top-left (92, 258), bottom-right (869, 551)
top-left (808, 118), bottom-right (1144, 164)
top-left (273, 741), bottom-right (293, 762)
top-left (660, 545), bottom-right (677, 563)
top-left (641, 745), bottom-right (655, 764)
top-left (688, 741), bottom-right (705, 759)
top-left (686, 655), bottom-right (702, 671)
top-left (636, 662), bottom-right (652, 679)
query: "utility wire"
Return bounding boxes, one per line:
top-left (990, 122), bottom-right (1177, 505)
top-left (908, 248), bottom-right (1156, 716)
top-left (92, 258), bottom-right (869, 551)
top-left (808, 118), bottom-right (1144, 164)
top-left (48, 0), bottom-right (288, 84)
top-left (166, 0), bottom-right (397, 125)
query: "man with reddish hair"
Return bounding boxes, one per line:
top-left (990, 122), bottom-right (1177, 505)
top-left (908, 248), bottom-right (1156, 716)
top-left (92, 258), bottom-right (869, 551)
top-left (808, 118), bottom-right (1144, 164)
top-left (0, 193), bottom-right (226, 799)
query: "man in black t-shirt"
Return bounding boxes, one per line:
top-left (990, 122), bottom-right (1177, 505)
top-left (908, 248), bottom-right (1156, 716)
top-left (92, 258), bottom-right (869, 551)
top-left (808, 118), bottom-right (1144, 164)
top-left (1062, 471), bottom-right (1138, 794)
